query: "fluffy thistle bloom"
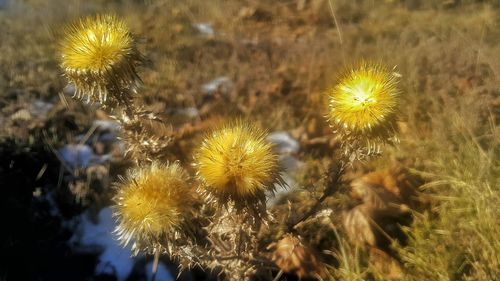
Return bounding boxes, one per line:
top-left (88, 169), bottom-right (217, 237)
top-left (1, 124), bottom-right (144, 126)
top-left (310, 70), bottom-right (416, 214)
top-left (195, 122), bottom-right (283, 210)
top-left (60, 14), bottom-right (143, 106)
top-left (327, 62), bottom-right (400, 152)
top-left (113, 162), bottom-right (197, 254)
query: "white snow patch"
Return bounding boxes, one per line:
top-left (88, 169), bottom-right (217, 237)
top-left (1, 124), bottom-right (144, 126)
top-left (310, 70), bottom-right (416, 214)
top-left (93, 120), bottom-right (121, 132)
top-left (58, 144), bottom-right (111, 169)
top-left (59, 144), bottom-right (94, 168)
top-left (175, 107), bottom-right (199, 119)
top-left (0, 0), bottom-right (8, 9)
top-left (265, 132), bottom-right (304, 206)
top-left (279, 154), bottom-right (303, 172)
top-left (193, 23), bottom-right (214, 36)
top-left (267, 173), bottom-right (298, 207)
top-left (267, 132), bottom-right (303, 172)
top-left (63, 84), bottom-right (76, 96)
top-left (267, 131), bottom-right (300, 154)
top-left (69, 207), bottom-right (137, 281)
top-left (30, 100), bottom-right (54, 117)
top-left (201, 76), bottom-right (233, 95)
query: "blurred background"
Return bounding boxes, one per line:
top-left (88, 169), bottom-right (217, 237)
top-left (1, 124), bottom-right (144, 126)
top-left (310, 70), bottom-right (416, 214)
top-left (0, 0), bottom-right (498, 280)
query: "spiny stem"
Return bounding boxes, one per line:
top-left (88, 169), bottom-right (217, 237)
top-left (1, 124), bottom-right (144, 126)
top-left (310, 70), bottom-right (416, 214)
top-left (151, 247), bottom-right (160, 281)
top-left (287, 159), bottom-right (347, 232)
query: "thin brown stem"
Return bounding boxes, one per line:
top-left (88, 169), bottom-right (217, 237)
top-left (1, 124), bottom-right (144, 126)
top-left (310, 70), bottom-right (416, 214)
top-left (151, 247), bottom-right (161, 281)
top-left (287, 159), bottom-right (347, 232)
top-left (272, 269), bottom-right (284, 281)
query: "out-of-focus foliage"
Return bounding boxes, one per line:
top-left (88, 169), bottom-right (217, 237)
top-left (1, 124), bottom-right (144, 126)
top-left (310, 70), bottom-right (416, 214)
top-left (1, 0), bottom-right (499, 280)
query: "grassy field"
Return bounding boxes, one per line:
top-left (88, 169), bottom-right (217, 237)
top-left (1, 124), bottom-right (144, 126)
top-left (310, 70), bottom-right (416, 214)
top-left (1, 0), bottom-right (498, 280)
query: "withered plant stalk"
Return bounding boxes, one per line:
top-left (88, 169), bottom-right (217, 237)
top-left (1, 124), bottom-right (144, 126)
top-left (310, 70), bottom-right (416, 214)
top-left (59, 14), bottom-right (403, 281)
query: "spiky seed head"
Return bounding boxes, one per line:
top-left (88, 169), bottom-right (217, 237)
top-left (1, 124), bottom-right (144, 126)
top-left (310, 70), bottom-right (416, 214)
top-left (60, 14), bottom-right (143, 106)
top-left (195, 122), bottom-right (283, 210)
top-left (113, 162), bottom-right (197, 254)
top-left (327, 62), bottom-right (400, 151)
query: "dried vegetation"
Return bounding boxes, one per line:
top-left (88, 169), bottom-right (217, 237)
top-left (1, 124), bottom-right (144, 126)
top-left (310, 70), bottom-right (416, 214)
top-left (1, 0), bottom-right (499, 280)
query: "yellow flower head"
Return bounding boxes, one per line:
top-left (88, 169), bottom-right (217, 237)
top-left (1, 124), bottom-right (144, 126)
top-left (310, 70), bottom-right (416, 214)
top-left (195, 122), bottom-right (283, 209)
top-left (113, 162), bottom-right (197, 254)
top-left (327, 62), bottom-right (400, 149)
top-left (60, 14), bottom-right (143, 106)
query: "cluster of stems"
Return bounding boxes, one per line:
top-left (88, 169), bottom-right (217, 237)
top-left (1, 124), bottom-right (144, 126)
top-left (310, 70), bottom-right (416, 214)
top-left (59, 14), bottom-right (401, 280)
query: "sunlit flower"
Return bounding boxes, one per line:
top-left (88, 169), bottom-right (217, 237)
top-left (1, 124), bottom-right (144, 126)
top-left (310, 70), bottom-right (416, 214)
top-left (60, 14), bottom-right (143, 106)
top-left (327, 62), bottom-right (400, 150)
top-left (113, 162), bottom-right (197, 254)
top-left (195, 122), bottom-right (283, 209)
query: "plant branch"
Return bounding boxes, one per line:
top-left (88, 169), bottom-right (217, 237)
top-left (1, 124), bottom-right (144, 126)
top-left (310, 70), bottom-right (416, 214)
top-left (287, 159), bottom-right (347, 232)
top-left (151, 247), bottom-right (160, 281)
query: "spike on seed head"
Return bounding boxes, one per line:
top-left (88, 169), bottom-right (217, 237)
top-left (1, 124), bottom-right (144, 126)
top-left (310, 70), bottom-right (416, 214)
top-left (113, 162), bottom-right (197, 254)
top-left (327, 61), bottom-right (400, 134)
top-left (195, 121), bottom-right (284, 210)
top-left (60, 14), bottom-right (143, 106)
top-left (327, 61), bottom-right (401, 152)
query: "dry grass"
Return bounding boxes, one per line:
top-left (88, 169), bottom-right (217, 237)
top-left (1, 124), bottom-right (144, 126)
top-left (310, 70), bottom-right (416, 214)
top-left (1, 0), bottom-right (499, 280)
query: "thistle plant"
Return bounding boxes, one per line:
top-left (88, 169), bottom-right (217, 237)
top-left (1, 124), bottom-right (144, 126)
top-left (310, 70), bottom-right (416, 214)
top-left (58, 14), bottom-right (404, 281)
top-left (60, 14), bottom-right (143, 108)
top-left (113, 162), bottom-right (198, 255)
top-left (60, 14), bottom-right (172, 163)
top-left (195, 122), bottom-right (284, 213)
top-left (327, 62), bottom-right (400, 159)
